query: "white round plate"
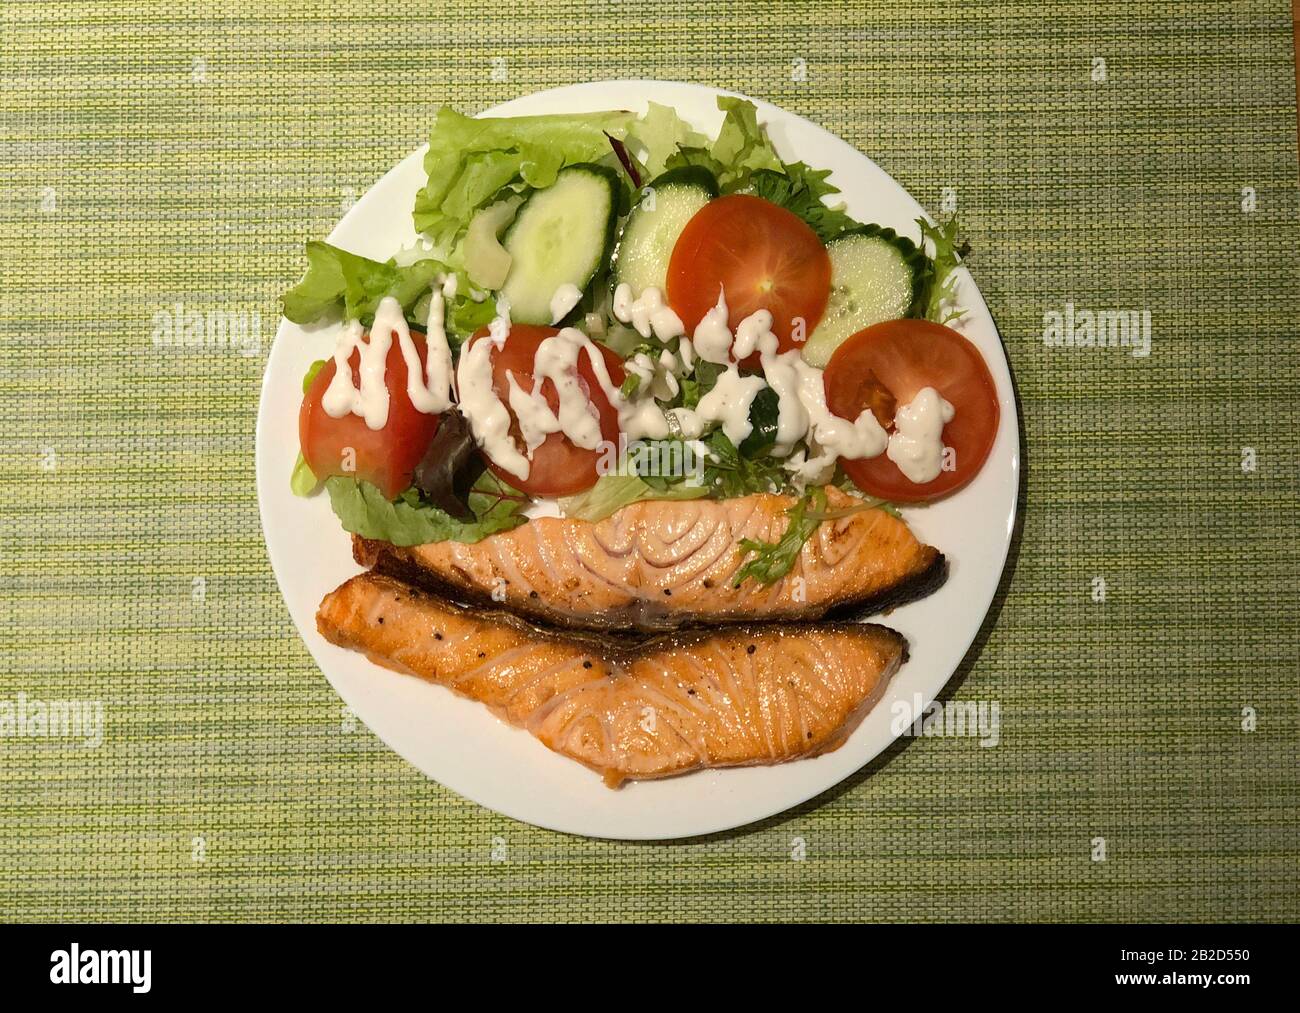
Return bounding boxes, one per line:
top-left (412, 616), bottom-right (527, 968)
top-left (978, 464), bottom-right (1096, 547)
top-left (256, 81), bottom-right (1019, 840)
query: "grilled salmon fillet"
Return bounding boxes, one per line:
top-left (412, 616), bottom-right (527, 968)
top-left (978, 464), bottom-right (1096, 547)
top-left (317, 573), bottom-right (907, 787)
top-left (354, 488), bottom-right (942, 631)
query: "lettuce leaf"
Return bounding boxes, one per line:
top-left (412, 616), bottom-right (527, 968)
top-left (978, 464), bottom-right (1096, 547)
top-left (324, 471), bottom-right (527, 547)
top-left (663, 145), bottom-right (728, 180)
top-left (447, 292), bottom-right (497, 338)
top-left (413, 106), bottom-right (636, 243)
top-left (290, 453), bottom-right (319, 497)
top-left (746, 163), bottom-right (861, 242)
top-left (630, 101), bottom-right (709, 178)
top-left (709, 97), bottom-right (782, 187)
top-left (657, 98), bottom-right (783, 193)
top-left (557, 474), bottom-right (708, 522)
top-left (281, 242), bottom-right (446, 325)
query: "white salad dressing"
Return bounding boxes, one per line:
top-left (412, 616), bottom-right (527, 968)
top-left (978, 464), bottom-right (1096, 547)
top-left (787, 354), bottom-right (891, 483)
top-left (549, 282), bottom-right (583, 325)
top-left (322, 319), bottom-right (390, 428)
top-left (655, 348), bottom-right (680, 399)
top-left (343, 273), bottom-right (955, 489)
top-left (322, 294), bottom-right (456, 429)
top-left (488, 293), bottom-right (512, 346)
top-left (665, 406), bottom-right (705, 439)
top-left (612, 283), bottom-right (685, 341)
top-left (694, 367), bottom-right (767, 445)
top-left (625, 352), bottom-right (656, 388)
top-left (692, 287), bottom-right (733, 364)
top-left (456, 297), bottom-right (530, 480)
top-left (886, 387), bottom-right (955, 484)
top-left (732, 308), bottom-right (774, 362)
top-left (753, 334), bottom-right (809, 455)
top-left (677, 337), bottom-right (695, 372)
top-left (506, 372), bottom-right (559, 453)
top-left (528, 330), bottom-right (605, 450)
top-left (406, 289), bottom-right (456, 414)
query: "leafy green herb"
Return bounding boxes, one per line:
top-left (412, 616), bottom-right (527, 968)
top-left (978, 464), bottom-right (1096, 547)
top-left (324, 470), bottom-right (527, 547)
top-left (626, 440), bottom-right (701, 492)
top-left (833, 468), bottom-right (903, 518)
top-left (702, 430), bottom-right (789, 499)
top-left (807, 494), bottom-right (900, 522)
top-left (619, 372), bottom-right (642, 398)
top-left (915, 216), bottom-right (970, 324)
top-left (679, 358), bottom-right (724, 410)
top-left (448, 293), bottom-right (497, 341)
top-left (738, 386), bottom-right (780, 457)
top-left (746, 163), bottom-right (861, 242)
top-left (732, 488), bottom-right (899, 586)
top-left (734, 487), bottom-right (827, 586)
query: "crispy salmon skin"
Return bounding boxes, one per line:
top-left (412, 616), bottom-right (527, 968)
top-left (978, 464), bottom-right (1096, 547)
top-left (317, 573), bottom-right (907, 787)
top-left (355, 488), bottom-right (942, 631)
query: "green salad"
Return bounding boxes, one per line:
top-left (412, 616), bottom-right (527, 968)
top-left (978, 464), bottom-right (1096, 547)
top-left (282, 97), bottom-right (982, 585)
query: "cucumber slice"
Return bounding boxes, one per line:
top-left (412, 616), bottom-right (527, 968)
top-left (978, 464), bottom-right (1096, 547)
top-left (501, 164), bottom-right (619, 325)
top-left (800, 225), bottom-right (928, 368)
top-left (464, 194), bottom-right (524, 290)
top-left (612, 166), bottom-right (718, 296)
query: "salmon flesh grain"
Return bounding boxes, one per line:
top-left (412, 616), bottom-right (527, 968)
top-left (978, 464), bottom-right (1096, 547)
top-left (355, 489), bottom-right (942, 632)
top-left (317, 573), bottom-right (908, 787)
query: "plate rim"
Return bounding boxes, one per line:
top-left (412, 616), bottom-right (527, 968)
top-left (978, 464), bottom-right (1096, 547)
top-left (255, 79), bottom-right (1020, 840)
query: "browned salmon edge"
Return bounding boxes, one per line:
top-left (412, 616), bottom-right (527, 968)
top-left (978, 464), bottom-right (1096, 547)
top-left (354, 534), bottom-right (946, 633)
top-left (316, 572), bottom-right (909, 786)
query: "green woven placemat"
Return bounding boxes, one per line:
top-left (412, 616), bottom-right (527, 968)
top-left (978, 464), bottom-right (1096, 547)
top-left (2, 1), bottom-right (1297, 923)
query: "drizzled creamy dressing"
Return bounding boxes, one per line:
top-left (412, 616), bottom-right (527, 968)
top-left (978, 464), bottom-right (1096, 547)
top-left (506, 372), bottom-right (557, 453)
top-left (488, 293), bottom-right (512, 345)
top-left (691, 287), bottom-right (733, 363)
top-left (461, 284), bottom-right (953, 485)
top-left (323, 280), bottom-right (953, 487)
top-left (887, 387), bottom-right (955, 483)
top-left (612, 283), bottom-right (685, 342)
top-left (695, 367), bottom-right (766, 445)
top-left (549, 283), bottom-right (582, 324)
top-left (457, 297), bottom-right (529, 479)
top-left (732, 307), bottom-right (772, 361)
top-left (322, 293), bottom-right (455, 430)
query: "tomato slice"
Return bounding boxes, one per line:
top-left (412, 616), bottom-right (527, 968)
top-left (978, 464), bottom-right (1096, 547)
top-left (300, 329), bottom-right (442, 500)
top-left (824, 319), bottom-right (999, 503)
top-left (667, 194), bottom-right (831, 359)
top-left (470, 324), bottom-right (626, 497)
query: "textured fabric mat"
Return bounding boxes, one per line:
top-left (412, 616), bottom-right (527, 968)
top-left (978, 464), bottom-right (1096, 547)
top-left (1, 1), bottom-right (1297, 922)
